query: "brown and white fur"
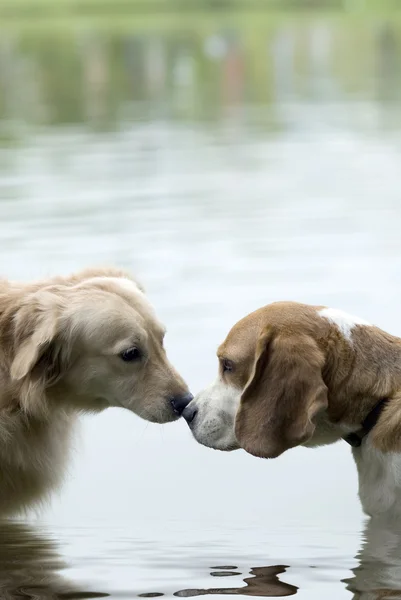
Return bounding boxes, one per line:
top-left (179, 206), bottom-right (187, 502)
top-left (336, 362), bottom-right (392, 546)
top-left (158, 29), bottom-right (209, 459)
top-left (0, 267), bottom-right (191, 516)
top-left (184, 301), bottom-right (401, 518)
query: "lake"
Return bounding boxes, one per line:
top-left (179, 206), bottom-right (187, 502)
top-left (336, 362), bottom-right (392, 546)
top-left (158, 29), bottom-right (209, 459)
top-left (1, 7), bottom-right (401, 598)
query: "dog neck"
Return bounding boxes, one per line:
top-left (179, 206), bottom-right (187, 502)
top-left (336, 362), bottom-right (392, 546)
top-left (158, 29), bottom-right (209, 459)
top-left (0, 408), bottom-right (76, 515)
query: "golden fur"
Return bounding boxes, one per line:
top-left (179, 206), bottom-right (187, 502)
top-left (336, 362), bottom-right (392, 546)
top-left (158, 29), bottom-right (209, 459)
top-left (0, 267), bottom-right (190, 516)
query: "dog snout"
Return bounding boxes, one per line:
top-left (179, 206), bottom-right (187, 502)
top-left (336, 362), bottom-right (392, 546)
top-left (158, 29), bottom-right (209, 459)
top-left (182, 403), bottom-right (198, 425)
top-left (170, 392), bottom-right (194, 416)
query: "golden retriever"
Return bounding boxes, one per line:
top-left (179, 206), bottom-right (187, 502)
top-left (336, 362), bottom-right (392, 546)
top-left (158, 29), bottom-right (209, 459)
top-left (184, 301), bottom-right (401, 517)
top-left (0, 266), bottom-right (192, 515)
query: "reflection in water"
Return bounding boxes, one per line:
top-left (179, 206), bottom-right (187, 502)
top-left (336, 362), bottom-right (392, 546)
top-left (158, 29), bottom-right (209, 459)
top-left (1, 16), bottom-right (401, 133)
top-left (0, 523), bottom-right (301, 599)
top-left (376, 22), bottom-right (399, 105)
top-left (0, 521), bottom-right (107, 600)
top-left (1, 9), bottom-right (401, 600)
top-left (345, 518), bottom-right (401, 599)
top-left (6, 518), bottom-right (401, 599)
top-left (174, 565), bottom-right (297, 597)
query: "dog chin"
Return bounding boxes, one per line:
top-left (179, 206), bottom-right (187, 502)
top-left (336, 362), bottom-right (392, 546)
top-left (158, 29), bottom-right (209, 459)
top-left (139, 408), bottom-right (180, 425)
top-left (191, 429), bottom-right (240, 452)
top-left (119, 400), bottom-right (179, 424)
top-left (202, 441), bottom-right (240, 452)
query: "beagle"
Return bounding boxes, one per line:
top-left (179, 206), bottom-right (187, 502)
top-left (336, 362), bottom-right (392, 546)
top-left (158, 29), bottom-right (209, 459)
top-left (183, 301), bottom-right (401, 517)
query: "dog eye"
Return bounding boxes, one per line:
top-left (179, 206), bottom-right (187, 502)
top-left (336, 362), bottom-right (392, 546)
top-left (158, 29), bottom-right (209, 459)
top-left (222, 359), bottom-right (234, 373)
top-left (120, 347), bottom-right (141, 362)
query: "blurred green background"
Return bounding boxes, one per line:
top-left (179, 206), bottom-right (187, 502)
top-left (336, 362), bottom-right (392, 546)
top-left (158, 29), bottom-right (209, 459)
top-left (0, 0), bottom-right (399, 14)
top-left (1, 0), bottom-right (401, 138)
top-left (1, 1), bottom-right (401, 598)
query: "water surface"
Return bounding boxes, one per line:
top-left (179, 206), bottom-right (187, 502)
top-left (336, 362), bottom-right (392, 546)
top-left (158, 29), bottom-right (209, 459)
top-left (1, 10), bottom-right (401, 598)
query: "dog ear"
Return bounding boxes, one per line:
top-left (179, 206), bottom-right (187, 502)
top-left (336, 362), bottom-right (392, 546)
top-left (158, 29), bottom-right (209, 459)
top-left (235, 325), bottom-right (328, 459)
top-left (11, 291), bottom-right (68, 413)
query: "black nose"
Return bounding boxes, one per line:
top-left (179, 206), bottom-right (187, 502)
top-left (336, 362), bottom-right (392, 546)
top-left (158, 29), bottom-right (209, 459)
top-left (182, 403), bottom-right (198, 425)
top-left (171, 392), bottom-right (194, 416)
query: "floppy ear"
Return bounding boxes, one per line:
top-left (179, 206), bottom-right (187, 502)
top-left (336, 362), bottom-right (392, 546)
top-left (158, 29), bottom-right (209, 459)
top-left (235, 326), bottom-right (328, 459)
top-left (10, 291), bottom-right (68, 413)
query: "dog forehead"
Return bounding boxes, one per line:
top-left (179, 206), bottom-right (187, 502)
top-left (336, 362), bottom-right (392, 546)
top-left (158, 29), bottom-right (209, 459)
top-left (86, 277), bottom-right (163, 326)
top-left (219, 302), bottom-right (326, 357)
top-left (69, 294), bottom-right (141, 342)
top-left (219, 317), bottom-right (259, 357)
top-left (70, 277), bottom-right (165, 341)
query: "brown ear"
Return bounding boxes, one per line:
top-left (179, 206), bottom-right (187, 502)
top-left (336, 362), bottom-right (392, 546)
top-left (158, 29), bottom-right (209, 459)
top-left (235, 326), bottom-right (328, 459)
top-left (10, 291), bottom-right (68, 413)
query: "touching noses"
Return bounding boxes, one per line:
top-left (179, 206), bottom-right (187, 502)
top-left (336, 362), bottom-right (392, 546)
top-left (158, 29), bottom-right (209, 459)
top-left (170, 392), bottom-right (194, 416)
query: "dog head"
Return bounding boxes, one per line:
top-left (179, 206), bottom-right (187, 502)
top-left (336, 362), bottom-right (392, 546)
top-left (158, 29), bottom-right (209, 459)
top-left (9, 268), bottom-right (192, 423)
top-left (184, 301), bottom-right (391, 458)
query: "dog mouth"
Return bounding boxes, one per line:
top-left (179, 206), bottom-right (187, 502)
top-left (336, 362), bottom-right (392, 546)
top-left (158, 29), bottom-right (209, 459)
top-left (187, 414), bottom-right (240, 452)
top-left (126, 398), bottom-right (181, 424)
top-left (154, 402), bottom-right (182, 424)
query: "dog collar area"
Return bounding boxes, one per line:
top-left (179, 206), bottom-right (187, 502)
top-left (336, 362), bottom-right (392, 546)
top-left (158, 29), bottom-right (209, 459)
top-left (342, 398), bottom-right (389, 448)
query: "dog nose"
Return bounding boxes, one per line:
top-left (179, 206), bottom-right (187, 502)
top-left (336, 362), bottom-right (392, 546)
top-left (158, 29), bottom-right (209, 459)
top-left (182, 403), bottom-right (198, 425)
top-left (171, 392), bottom-right (194, 416)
